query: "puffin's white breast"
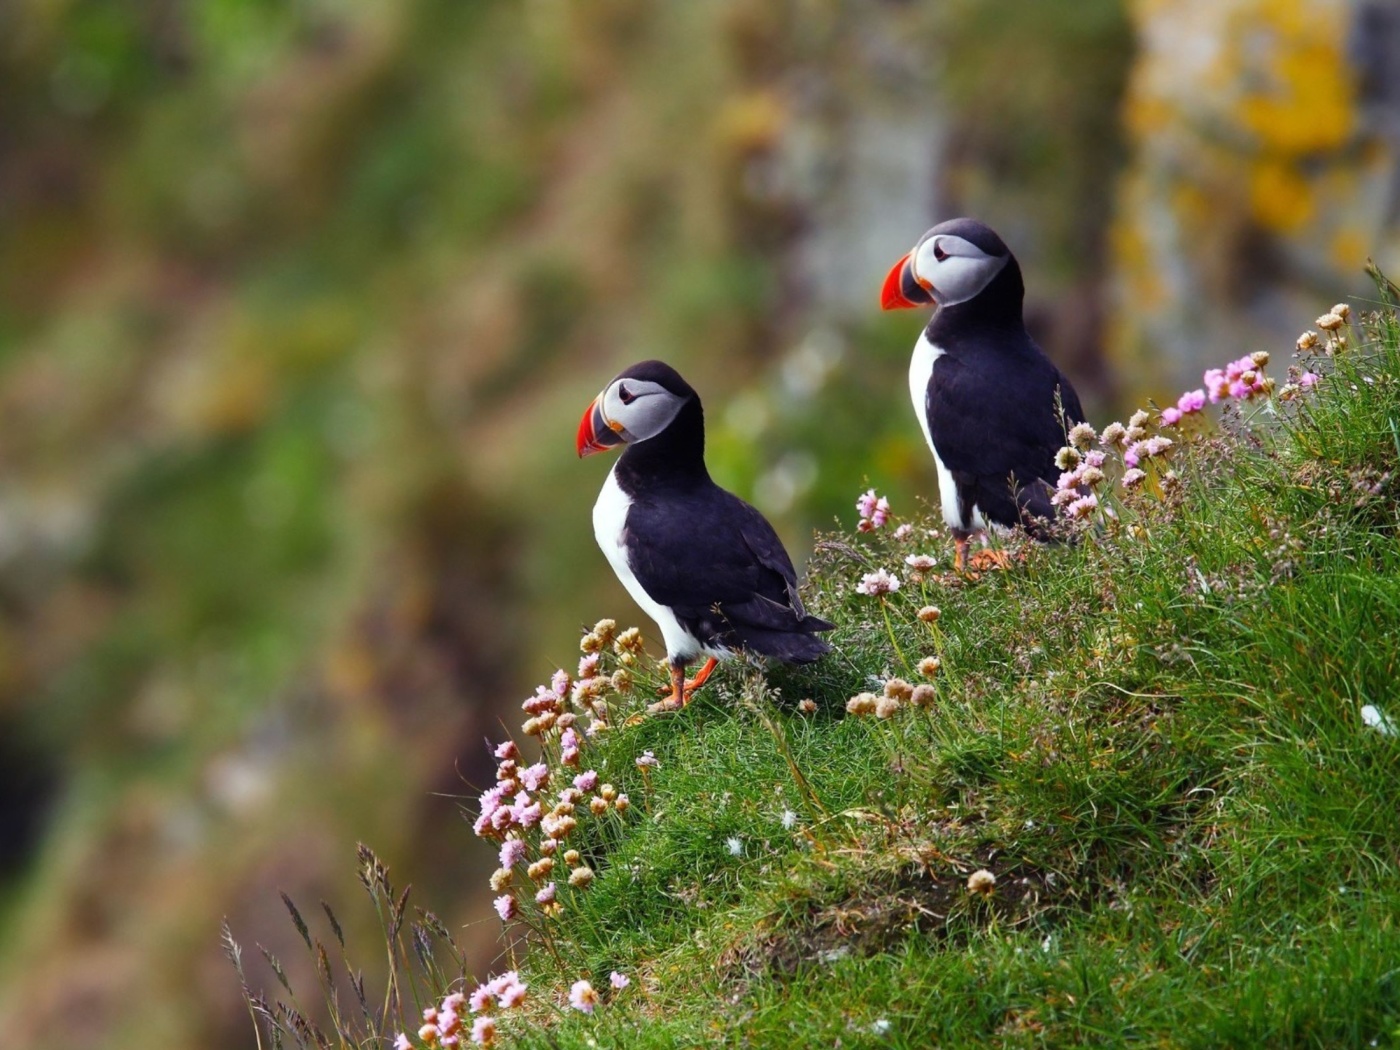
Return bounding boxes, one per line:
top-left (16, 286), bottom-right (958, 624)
top-left (908, 332), bottom-right (986, 533)
top-left (592, 467), bottom-right (704, 661)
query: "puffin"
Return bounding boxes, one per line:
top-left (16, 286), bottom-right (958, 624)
top-left (880, 218), bottom-right (1087, 571)
top-left (576, 360), bottom-right (833, 713)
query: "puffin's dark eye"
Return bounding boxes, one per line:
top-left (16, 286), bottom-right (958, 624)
top-left (617, 384), bottom-right (637, 405)
top-left (932, 242), bottom-right (948, 263)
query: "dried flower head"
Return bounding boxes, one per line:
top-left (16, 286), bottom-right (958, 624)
top-left (1055, 446), bottom-right (1082, 472)
top-left (846, 692), bottom-right (878, 715)
top-left (875, 696), bottom-right (901, 719)
top-left (917, 605), bottom-right (941, 623)
top-left (917, 656), bottom-right (941, 677)
top-left (489, 868), bottom-right (513, 892)
top-left (615, 627), bottom-right (645, 654)
top-left (1250, 350), bottom-right (1270, 368)
top-left (1068, 422), bottom-right (1097, 450)
top-left (910, 683), bottom-right (937, 708)
top-left (1121, 468), bottom-right (1147, 490)
top-left (599, 783), bottom-right (617, 801)
top-left (1331, 302), bottom-right (1351, 322)
top-left (580, 632), bottom-right (603, 654)
top-left (610, 668), bottom-right (633, 692)
top-left (635, 750), bottom-right (659, 769)
top-left (1297, 330), bottom-right (1319, 351)
top-left (591, 618), bottom-right (617, 644)
top-left (568, 865), bottom-right (595, 888)
top-left (535, 882), bottom-right (556, 905)
top-left (1317, 311), bottom-right (1344, 332)
top-left (1066, 494), bottom-right (1098, 520)
top-left (563, 848), bottom-right (581, 865)
top-left (528, 857), bottom-right (554, 880)
top-left (614, 793), bottom-right (630, 812)
top-left (589, 796), bottom-right (609, 815)
top-left (1100, 421), bottom-right (1127, 447)
top-left (883, 677), bottom-right (914, 701)
top-left (798, 698), bottom-right (818, 714)
top-left (967, 869), bottom-right (996, 896)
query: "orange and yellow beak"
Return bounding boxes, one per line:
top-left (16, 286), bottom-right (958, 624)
top-left (881, 250), bottom-right (936, 310)
top-left (576, 394), bottom-right (625, 457)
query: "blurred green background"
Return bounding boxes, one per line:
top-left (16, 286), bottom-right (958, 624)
top-left (1, 1), bottom-right (1395, 1046)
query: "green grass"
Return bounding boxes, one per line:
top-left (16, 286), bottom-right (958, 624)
top-left (244, 306), bottom-right (1400, 1048)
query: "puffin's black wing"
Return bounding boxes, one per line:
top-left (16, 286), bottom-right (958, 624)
top-left (623, 485), bottom-right (833, 662)
top-left (926, 349), bottom-right (1083, 530)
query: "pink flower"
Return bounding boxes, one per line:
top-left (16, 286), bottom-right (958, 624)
top-left (485, 971), bottom-right (520, 996)
top-left (635, 750), bottom-right (659, 769)
top-left (550, 669), bottom-right (570, 697)
top-left (519, 763), bottom-right (549, 792)
top-left (561, 728), bottom-right (582, 766)
top-left (1300, 371), bottom-right (1321, 388)
top-left (893, 523), bottom-right (913, 540)
top-left (511, 799), bottom-right (542, 829)
top-left (1084, 450), bottom-right (1106, 469)
top-left (855, 569), bottom-right (900, 597)
top-left (578, 652), bottom-right (601, 678)
top-left (856, 488), bottom-right (890, 530)
top-left (1159, 407), bottom-right (1182, 426)
top-left (419, 1024), bottom-right (441, 1043)
top-left (470, 1016), bottom-right (496, 1046)
top-left (493, 895), bottom-right (517, 921)
top-left (610, 971), bottom-right (631, 990)
top-left (497, 981), bottom-right (527, 1010)
top-left (1121, 468), bottom-right (1147, 489)
top-left (395, 1034), bottom-right (413, 1050)
top-left (535, 882), bottom-right (557, 905)
top-left (1177, 389), bottom-right (1206, 413)
top-left (493, 740), bottom-right (519, 762)
top-left (569, 979), bottom-right (600, 1014)
top-left (1066, 494), bottom-right (1098, 519)
top-left (469, 985), bottom-right (494, 1014)
top-left (1204, 368), bottom-right (1228, 403)
top-left (522, 686), bottom-right (559, 716)
top-left (573, 770), bottom-right (599, 792)
top-left (499, 838), bottom-right (526, 869)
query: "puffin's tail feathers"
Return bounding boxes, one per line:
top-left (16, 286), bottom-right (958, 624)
top-left (730, 617), bottom-right (834, 664)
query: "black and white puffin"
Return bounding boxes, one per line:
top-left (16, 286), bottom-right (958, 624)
top-left (880, 218), bottom-right (1087, 571)
top-left (576, 360), bottom-right (833, 713)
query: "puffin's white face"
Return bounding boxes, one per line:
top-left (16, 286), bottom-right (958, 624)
top-left (909, 233), bottom-right (1008, 308)
top-left (577, 377), bottom-right (689, 456)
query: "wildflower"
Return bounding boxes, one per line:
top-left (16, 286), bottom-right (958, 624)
top-left (1100, 421), bottom-right (1126, 447)
top-left (894, 523), bottom-right (914, 541)
top-left (1068, 422), bottom-right (1097, 450)
top-left (883, 677), bottom-right (914, 701)
top-left (875, 696), bottom-right (901, 718)
top-left (1121, 468), bottom-right (1147, 490)
top-left (1127, 409), bottom-right (1150, 437)
top-left (1297, 330), bottom-right (1319, 351)
top-left (1331, 302), bottom-right (1351, 322)
top-left (1178, 389), bottom-right (1206, 414)
top-left (493, 895), bottom-right (517, 921)
top-left (590, 797), bottom-right (608, 815)
top-left (967, 869), bottom-right (996, 896)
top-left (521, 716), bottom-right (545, 737)
top-left (726, 837), bottom-right (744, 857)
top-left (536, 882), bottom-right (557, 905)
top-left (493, 740), bottom-right (519, 762)
top-left (395, 1034), bottom-right (412, 1050)
top-left (1066, 494), bottom-right (1098, 519)
top-left (611, 668), bottom-right (633, 692)
top-left (470, 1016), bottom-right (496, 1046)
top-left (1300, 371), bottom-right (1321, 388)
top-left (614, 793), bottom-right (630, 812)
top-left (856, 488), bottom-right (891, 530)
top-left (578, 652), bottom-right (601, 679)
top-left (580, 631), bottom-right (603, 654)
top-left (610, 971), bottom-right (631, 990)
top-left (498, 981), bottom-right (527, 1010)
top-left (469, 985), bottom-right (493, 1014)
top-left (573, 769), bottom-right (599, 793)
top-left (1084, 450), bottom-right (1106, 468)
top-left (599, 783), bottom-right (617, 801)
top-left (592, 618), bottom-right (617, 644)
top-left (420, 1023), bottom-right (441, 1044)
top-left (846, 692), bottom-right (878, 715)
top-left (528, 857), bottom-right (554, 880)
top-left (489, 868), bottom-right (513, 892)
top-left (519, 763), bottom-right (549, 792)
top-left (917, 605), bottom-right (941, 623)
top-left (1143, 435), bottom-right (1173, 457)
top-left (911, 684), bottom-right (936, 708)
top-left (917, 656), bottom-right (941, 677)
top-left (1079, 466), bottom-right (1105, 487)
top-left (635, 750), bottom-right (660, 769)
top-left (781, 808), bottom-right (798, 830)
top-left (522, 687), bottom-right (559, 716)
top-left (1317, 311), bottom-right (1344, 331)
top-left (541, 813), bottom-right (577, 839)
top-left (856, 569), bottom-right (900, 596)
top-left (798, 698), bottom-right (817, 714)
top-left (511, 798), bottom-right (542, 829)
top-left (1055, 446), bottom-right (1081, 471)
top-left (439, 1010), bottom-right (462, 1038)
top-left (540, 838), bottom-right (558, 855)
top-left (1361, 705), bottom-right (1397, 737)
top-left (569, 980), bottom-right (600, 1014)
top-left (615, 626), bottom-right (644, 654)
top-left (904, 553), bottom-right (937, 573)
top-left (560, 728), bottom-right (582, 766)
top-left (565, 862), bottom-right (593, 890)
top-left (1250, 350), bottom-right (1270, 368)
top-left (1159, 407), bottom-right (1182, 426)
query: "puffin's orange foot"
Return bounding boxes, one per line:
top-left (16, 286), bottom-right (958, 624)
top-left (652, 657), bottom-right (718, 700)
top-left (968, 549), bottom-right (1015, 572)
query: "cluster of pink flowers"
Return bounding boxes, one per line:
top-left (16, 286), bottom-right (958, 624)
top-left (1203, 351), bottom-right (1271, 404)
top-left (856, 488), bottom-right (891, 531)
top-left (565, 972), bottom-right (631, 1016)
top-left (402, 975), bottom-right (529, 1048)
top-left (1159, 389), bottom-right (1206, 427)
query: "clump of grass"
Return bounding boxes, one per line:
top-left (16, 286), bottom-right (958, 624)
top-left (233, 292), bottom-right (1400, 1048)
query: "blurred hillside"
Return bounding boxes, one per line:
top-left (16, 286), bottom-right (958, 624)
top-left (0, 1), bottom-right (1394, 1047)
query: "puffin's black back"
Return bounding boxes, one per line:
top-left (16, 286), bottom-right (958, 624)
top-left (610, 362), bottom-right (833, 662)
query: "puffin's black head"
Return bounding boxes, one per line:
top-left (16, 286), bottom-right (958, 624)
top-left (880, 218), bottom-right (1016, 312)
top-left (576, 360), bottom-right (699, 457)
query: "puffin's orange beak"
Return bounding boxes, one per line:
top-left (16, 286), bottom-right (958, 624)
top-left (881, 250), bottom-right (936, 310)
top-left (576, 394), bottom-right (624, 457)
